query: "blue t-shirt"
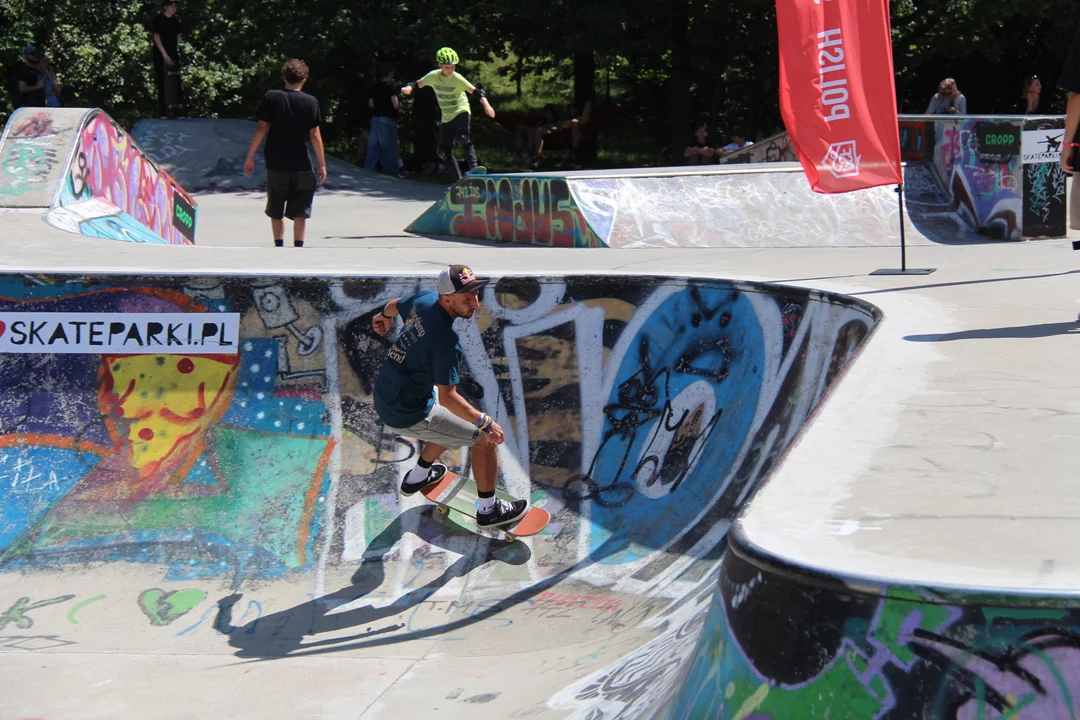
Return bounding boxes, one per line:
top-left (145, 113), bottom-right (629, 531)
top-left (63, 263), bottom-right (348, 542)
top-left (373, 290), bottom-right (462, 428)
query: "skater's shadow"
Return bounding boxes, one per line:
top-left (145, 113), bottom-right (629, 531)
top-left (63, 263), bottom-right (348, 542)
top-left (214, 505), bottom-right (528, 659)
top-left (215, 506), bottom-right (630, 660)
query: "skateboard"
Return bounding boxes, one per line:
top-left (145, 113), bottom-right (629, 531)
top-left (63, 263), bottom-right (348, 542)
top-left (420, 469), bottom-right (549, 542)
top-left (164, 69), bottom-right (183, 118)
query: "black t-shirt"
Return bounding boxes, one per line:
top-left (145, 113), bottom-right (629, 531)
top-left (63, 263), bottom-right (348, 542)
top-left (152, 13), bottom-right (182, 60)
top-left (370, 80), bottom-right (398, 119)
top-left (255, 89), bottom-right (322, 172)
top-left (17, 64), bottom-right (45, 107)
top-left (1058, 29), bottom-right (1080, 142)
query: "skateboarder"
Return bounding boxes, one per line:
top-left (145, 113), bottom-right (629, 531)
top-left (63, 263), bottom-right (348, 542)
top-left (371, 265), bottom-right (529, 528)
top-left (399, 47), bottom-right (495, 183)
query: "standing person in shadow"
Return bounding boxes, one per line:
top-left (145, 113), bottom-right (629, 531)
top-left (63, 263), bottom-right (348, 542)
top-left (365, 62), bottom-right (400, 176)
top-left (1020, 75), bottom-right (1044, 114)
top-left (151, 0), bottom-right (183, 119)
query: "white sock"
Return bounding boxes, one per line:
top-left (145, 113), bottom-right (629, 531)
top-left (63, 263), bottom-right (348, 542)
top-left (406, 463), bottom-right (431, 485)
top-left (477, 494), bottom-right (496, 514)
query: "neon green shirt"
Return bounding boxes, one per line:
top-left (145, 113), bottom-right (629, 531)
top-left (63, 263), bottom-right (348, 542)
top-left (422, 70), bottom-right (474, 123)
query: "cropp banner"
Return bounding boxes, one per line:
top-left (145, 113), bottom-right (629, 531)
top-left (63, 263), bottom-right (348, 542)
top-left (776, 0), bottom-right (902, 193)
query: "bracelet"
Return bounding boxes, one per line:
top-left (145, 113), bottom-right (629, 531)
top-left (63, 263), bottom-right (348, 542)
top-left (474, 413), bottom-right (493, 431)
top-left (1065, 143), bottom-right (1080, 148)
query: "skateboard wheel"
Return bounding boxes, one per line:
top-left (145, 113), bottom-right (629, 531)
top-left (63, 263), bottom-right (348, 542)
top-left (437, 505), bottom-right (449, 516)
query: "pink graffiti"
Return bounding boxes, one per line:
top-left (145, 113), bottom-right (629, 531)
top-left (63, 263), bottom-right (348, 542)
top-left (941, 128), bottom-right (962, 171)
top-left (74, 114), bottom-right (193, 245)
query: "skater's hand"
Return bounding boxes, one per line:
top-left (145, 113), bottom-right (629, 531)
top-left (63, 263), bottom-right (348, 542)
top-left (316, 165), bottom-right (327, 184)
top-left (1062, 147), bottom-right (1075, 174)
top-left (484, 104), bottom-right (496, 119)
top-left (164, 55), bottom-right (175, 68)
top-left (243, 156), bottom-right (255, 177)
top-left (400, 85), bottom-right (412, 96)
top-left (485, 421), bottom-right (505, 445)
top-left (372, 312), bottom-right (394, 336)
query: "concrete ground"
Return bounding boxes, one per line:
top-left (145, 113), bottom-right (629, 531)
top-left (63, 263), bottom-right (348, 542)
top-left (2, 173), bottom-right (1079, 718)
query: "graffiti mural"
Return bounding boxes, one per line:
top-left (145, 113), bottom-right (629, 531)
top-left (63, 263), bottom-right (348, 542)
top-left (54, 110), bottom-right (196, 244)
top-left (0, 274), bottom-right (876, 591)
top-left (406, 175), bottom-right (605, 247)
top-left (645, 543), bottom-right (1080, 720)
top-left (0, 109), bottom-right (79, 205)
top-left (932, 118), bottom-right (1022, 241)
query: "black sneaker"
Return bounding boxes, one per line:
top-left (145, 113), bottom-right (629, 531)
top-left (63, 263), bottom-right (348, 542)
top-left (400, 464), bottom-right (447, 496)
top-left (476, 498), bottom-right (530, 528)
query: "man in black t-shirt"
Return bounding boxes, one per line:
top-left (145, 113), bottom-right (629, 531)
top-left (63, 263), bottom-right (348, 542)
top-left (1059, 28), bottom-right (1080, 232)
top-left (151, 0), bottom-right (183, 118)
top-left (365, 63), bottom-right (400, 175)
top-left (16, 46), bottom-right (46, 108)
top-left (243, 58), bottom-right (327, 248)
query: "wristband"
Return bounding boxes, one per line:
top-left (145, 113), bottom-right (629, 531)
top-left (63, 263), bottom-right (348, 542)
top-left (476, 87), bottom-right (487, 99)
top-left (1066, 143), bottom-right (1080, 148)
top-left (408, 81), bottom-right (419, 93)
top-left (474, 413), bottom-right (493, 431)
top-left (382, 302), bottom-right (395, 318)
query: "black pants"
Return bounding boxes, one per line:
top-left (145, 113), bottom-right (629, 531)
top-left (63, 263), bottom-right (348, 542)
top-left (437, 112), bottom-right (477, 182)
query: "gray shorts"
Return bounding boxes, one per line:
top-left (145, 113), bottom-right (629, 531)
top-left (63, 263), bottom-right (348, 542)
top-left (386, 401), bottom-right (482, 448)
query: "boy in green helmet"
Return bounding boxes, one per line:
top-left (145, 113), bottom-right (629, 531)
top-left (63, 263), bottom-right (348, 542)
top-left (401, 47), bottom-right (495, 182)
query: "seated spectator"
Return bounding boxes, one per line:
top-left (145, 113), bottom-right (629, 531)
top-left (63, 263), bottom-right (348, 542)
top-left (1020, 75), bottom-right (1043, 114)
top-left (513, 104), bottom-right (560, 168)
top-left (684, 123), bottom-right (716, 165)
top-left (560, 100), bottom-right (592, 161)
top-left (926, 78), bottom-right (967, 114)
top-left (720, 131), bottom-right (753, 153)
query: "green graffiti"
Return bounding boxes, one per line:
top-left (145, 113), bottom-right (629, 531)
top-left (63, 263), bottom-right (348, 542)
top-left (0, 594), bottom-right (75, 630)
top-left (138, 588), bottom-right (207, 626)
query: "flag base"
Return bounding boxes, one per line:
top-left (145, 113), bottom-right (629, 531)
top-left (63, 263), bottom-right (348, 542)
top-left (869, 268), bottom-right (936, 275)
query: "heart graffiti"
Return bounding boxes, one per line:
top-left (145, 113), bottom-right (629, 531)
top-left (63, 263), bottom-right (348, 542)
top-left (137, 588), bottom-right (207, 627)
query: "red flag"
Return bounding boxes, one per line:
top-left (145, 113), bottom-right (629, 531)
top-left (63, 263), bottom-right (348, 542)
top-left (776, 0), bottom-right (902, 193)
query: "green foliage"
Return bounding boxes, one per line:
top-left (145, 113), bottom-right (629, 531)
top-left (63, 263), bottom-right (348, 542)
top-left (1, 0), bottom-right (1077, 166)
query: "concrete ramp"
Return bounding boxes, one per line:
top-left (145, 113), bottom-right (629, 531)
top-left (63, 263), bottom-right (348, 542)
top-left (0, 107), bottom-right (197, 244)
top-left (406, 165), bottom-right (919, 248)
top-left (132, 117), bottom-right (386, 194)
top-left (0, 270), bottom-right (879, 718)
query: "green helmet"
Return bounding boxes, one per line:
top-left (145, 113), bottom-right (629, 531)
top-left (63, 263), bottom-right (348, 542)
top-left (435, 47), bottom-right (459, 65)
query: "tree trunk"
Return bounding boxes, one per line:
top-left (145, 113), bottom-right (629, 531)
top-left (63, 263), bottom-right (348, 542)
top-left (573, 50), bottom-right (597, 162)
top-left (668, 5), bottom-right (692, 165)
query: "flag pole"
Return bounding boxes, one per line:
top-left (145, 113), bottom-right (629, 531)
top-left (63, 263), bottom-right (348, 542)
top-left (871, 182), bottom-right (936, 275)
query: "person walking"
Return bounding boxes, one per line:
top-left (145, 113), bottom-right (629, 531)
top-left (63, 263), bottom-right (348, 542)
top-left (365, 63), bottom-right (400, 176)
top-left (151, 0), bottom-right (183, 118)
top-left (243, 58), bottom-right (327, 248)
top-left (370, 264), bottom-right (529, 528)
top-left (399, 47), bottom-right (495, 183)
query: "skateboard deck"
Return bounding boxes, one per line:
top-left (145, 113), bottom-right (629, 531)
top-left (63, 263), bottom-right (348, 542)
top-left (164, 69), bottom-right (183, 117)
top-left (420, 470), bottom-right (549, 541)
